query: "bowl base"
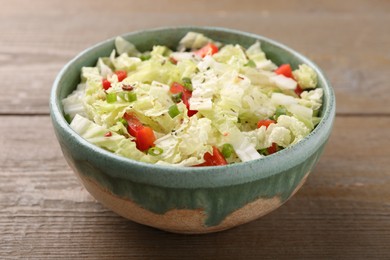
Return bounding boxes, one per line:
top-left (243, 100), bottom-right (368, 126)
top-left (75, 171), bottom-right (310, 234)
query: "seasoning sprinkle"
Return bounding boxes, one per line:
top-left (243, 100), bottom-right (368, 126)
top-left (122, 84), bottom-right (134, 91)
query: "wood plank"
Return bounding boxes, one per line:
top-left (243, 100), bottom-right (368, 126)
top-left (1, 115), bottom-right (389, 258)
top-left (1, 0), bottom-right (390, 258)
top-left (0, 0), bottom-right (389, 114)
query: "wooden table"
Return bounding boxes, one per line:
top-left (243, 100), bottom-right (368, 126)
top-left (1, 0), bottom-right (389, 258)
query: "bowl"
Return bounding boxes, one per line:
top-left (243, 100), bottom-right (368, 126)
top-left (50, 26), bottom-right (335, 234)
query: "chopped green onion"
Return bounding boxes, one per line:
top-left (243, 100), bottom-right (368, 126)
top-left (182, 77), bottom-right (193, 91)
top-left (172, 92), bottom-right (183, 103)
top-left (119, 118), bottom-right (128, 127)
top-left (148, 146), bottom-right (163, 156)
top-left (244, 59), bottom-right (256, 68)
top-left (106, 92), bottom-right (117, 103)
top-left (64, 114), bottom-right (72, 124)
top-left (221, 143), bottom-right (234, 158)
top-left (168, 104), bottom-right (180, 118)
top-left (274, 106), bottom-right (287, 120)
top-left (182, 77), bottom-right (191, 83)
top-left (117, 92), bottom-right (126, 101)
top-left (258, 148), bottom-right (269, 156)
top-left (126, 92), bottom-right (137, 102)
top-left (140, 53), bottom-right (151, 61)
top-left (119, 91), bottom-right (136, 102)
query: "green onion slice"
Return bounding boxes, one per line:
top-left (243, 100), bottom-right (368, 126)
top-left (182, 77), bottom-right (193, 91)
top-left (168, 104), bottom-right (180, 118)
top-left (244, 59), bottom-right (256, 68)
top-left (221, 143), bottom-right (234, 158)
top-left (148, 147), bottom-right (163, 156)
top-left (172, 92), bottom-right (183, 103)
top-left (274, 106), bottom-right (287, 120)
top-left (119, 118), bottom-right (128, 127)
top-left (106, 92), bottom-right (117, 103)
top-left (126, 92), bottom-right (137, 102)
top-left (64, 114), bottom-right (72, 124)
top-left (140, 53), bottom-right (151, 61)
top-left (258, 148), bottom-right (269, 156)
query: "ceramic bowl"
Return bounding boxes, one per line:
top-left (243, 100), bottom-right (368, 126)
top-left (50, 27), bottom-right (335, 234)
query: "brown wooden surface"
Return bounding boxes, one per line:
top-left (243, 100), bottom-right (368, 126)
top-left (1, 0), bottom-right (389, 259)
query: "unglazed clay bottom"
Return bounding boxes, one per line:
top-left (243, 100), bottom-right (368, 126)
top-left (77, 171), bottom-right (310, 234)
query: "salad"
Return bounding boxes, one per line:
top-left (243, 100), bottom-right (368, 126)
top-left (62, 32), bottom-right (323, 166)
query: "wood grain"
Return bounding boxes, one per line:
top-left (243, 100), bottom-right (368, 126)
top-left (1, 0), bottom-right (390, 259)
top-left (1, 116), bottom-right (389, 259)
top-left (0, 0), bottom-right (389, 114)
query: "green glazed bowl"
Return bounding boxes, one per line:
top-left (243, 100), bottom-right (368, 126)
top-left (50, 27), bottom-right (335, 234)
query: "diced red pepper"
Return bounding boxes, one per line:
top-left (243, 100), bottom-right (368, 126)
top-left (102, 78), bottom-right (111, 90)
top-left (102, 71), bottom-right (127, 90)
top-left (170, 82), bottom-right (186, 94)
top-left (275, 64), bottom-right (293, 78)
top-left (294, 85), bottom-right (303, 97)
top-left (123, 113), bottom-right (156, 151)
top-left (187, 109), bottom-right (198, 117)
top-left (169, 57), bottom-right (178, 65)
top-left (194, 43), bottom-right (219, 58)
top-left (104, 131), bottom-right (112, 137)
top-left (267, 142), bottom-right (278, 155)
top-left (115, 70), bottom-right (127, 82)
top-left (275, 64), bottom-right (303, 97)
top-left (134, 127), bottom-right (156, 151)
top-left (257, 119), bottom-right (276, 129)
top-left (170, 82), bottom-right (197, 117)
top-left (196, 146), bottom-right (228, 167)
top-left (123, 113), bottom-right (144, 137)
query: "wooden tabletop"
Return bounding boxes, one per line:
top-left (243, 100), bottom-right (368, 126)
top-left (1, 0), bottom-right (389, 258)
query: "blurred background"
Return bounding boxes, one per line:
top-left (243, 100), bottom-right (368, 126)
top-left (1, 0), bottom-right (389, 115)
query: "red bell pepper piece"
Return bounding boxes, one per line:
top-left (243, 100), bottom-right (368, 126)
top-left (169, 57), bottom-right (178, 65)
top-left (170, 82), bottom-right (187, 94)
top-left (257, 119), bottom-right (280, 154)
top-left (102, 71), bottom-right (127, 90)
top-left (275, 64), bottom-right (293, 78)
top-left (170, 82), bottom-right (197, 117)
top-left (194, 43), bottom-right (219, 58)
top-left (134, 127), bottom-right (156, 151)
top-left (102, 78), bottom-right (111, 90)
top-left (115, 70), bottom-right (127, 82)
top-left (267, 142), bottom-right (278, 155)
top-left (196, 146), bottom-right (228, 166)
top-left (294, 85), bottom-right (303, 97)
top-left (257, 119), bottom-right (276, 129)
top-left (275, 64), bottom-right (303, 97)
top-left (123, 113), bottom-right (156, 151)
top-left (124, 113), bottom-right (144, 137)
top-left (257, 119), bottom-right (279, 154)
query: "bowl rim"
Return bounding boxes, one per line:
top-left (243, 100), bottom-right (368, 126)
top-left (50, 26), bottom-right (335, 188)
